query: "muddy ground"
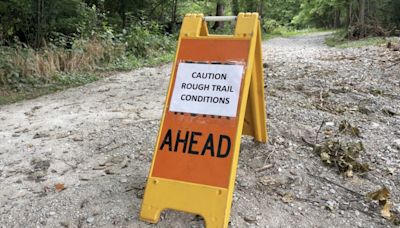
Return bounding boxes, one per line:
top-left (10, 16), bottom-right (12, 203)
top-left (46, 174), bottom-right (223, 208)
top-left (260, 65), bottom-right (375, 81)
top-left (0, 32), bottom-right (400, 228)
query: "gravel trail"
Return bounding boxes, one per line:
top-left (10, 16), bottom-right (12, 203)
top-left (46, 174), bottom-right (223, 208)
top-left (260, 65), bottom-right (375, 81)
top-left (1, 32), bottom-right (399, 227)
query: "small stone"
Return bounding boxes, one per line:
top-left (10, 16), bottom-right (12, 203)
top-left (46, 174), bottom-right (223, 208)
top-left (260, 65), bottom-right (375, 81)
top-left (329, 188), bottom-right (336, 194)
top-left (393, 139), bottom-right (400, 150)
top-left (79, 175), bottom-right (91, 181)
top-left (243, 215), bottom-right (257, 223)
top-left (370, 122), bottom-right (380, 129)
top-left (110, 155), bottom-right (125, 164)
top-left (49, 211), bottom-right (56, 216)
top-left (387, 167), bottom-right (395, 175)
top-left (120, 178), bottom-right (128, 183)
top-left (98, 159), bottom-right (106, 166)
top-left (326, 200), bottom-right (336, 211)
top-left (33, 132), bottom-right (49, 139)
top-left (86, 217), bottom-right (95, 223)
top-left (72, 135), bottom-right (83, 142)
top-left (105, 169), bottom-right (114, 175)
top-left (355, 210), bottom-right (360, 216)
top-left (60, 221), bottom-right (70, 227)
top-left (325, 122), bottom-right (335, 126)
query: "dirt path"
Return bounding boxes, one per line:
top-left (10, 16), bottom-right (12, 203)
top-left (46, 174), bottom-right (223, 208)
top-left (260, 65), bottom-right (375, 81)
top-left (1, 33), bottom-right (399, 228)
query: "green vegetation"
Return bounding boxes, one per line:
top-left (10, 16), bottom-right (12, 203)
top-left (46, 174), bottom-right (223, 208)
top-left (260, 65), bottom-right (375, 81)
top-left (326, 36), bottom-right (387, 48)
top-left (0, 0), bottom-right (399, 104)
top-left (0, 72), bottom-right (98, 105)
top-left (262, 28), bottom-right (329, 41)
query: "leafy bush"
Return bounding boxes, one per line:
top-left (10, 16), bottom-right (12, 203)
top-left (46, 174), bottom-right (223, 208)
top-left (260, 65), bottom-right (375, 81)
top-left (0, 20), bottom-right (175, 92)
top-left (263, 19), bottom-right (280, 33)
top-left (122, 22), bottom-right (176, 58)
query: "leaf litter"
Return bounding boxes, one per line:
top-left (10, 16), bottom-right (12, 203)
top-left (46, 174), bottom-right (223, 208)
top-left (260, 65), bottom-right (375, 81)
top-left (367, 187), bottom-right (400, 225)
top-left (310, 120), bottom-right (400, 225)
top-left (313, 120), bottom-right (369, 175)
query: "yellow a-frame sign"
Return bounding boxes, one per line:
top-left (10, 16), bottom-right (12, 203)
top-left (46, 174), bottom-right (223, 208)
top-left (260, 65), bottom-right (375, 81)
top-left (140, 13), bottom-right (267, 228)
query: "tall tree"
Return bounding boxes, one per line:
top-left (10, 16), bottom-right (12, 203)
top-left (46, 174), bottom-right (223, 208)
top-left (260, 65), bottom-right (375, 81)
top-left (359, 0), bottom-right (366, 37)
top-left (171, 0), bottom-right (178, 32)
top-left (212, 0), bottom-right (224, 30)
top-left (119, 0), bottom-right (126, 28)
top-left (231, 0), bottom-right (239, 16)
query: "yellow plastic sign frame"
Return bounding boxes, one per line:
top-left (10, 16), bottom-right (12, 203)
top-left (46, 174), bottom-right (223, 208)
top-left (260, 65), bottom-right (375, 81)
top-left (140, 13), bottom-right (267, 228)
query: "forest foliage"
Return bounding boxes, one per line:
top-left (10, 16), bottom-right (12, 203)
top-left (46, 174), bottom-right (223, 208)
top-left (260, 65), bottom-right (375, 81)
top-left (0, 0), bottom-right (399, 98)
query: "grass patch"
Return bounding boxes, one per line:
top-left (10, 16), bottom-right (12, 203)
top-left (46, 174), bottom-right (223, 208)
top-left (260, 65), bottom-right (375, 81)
top-left (263, 27), bottom-right (332, 40)
top-left (326, 36), bottom-right (387, 48)
top-left (0, 33), bottom-right (176, 106)
top-left (0, 72), bottom-right (99, 105)
top-left (105, 52), bottom-right (174, 71)
top-left (325, 30), bottom-right (389, 48)
top-left (0, 51), bottom-right (175, 106)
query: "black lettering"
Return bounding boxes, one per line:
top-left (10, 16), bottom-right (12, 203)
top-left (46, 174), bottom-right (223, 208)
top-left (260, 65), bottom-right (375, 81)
top-left (159, 129), bottom-right (173, 151)
top-left (174, 130), bottom-right (189, 153)
top-left (201, 134), bottom-right (215, 156)
top-left (217, 135), bottom-right (231, 158)
top-left (188, 131), bottom-right (202, 155)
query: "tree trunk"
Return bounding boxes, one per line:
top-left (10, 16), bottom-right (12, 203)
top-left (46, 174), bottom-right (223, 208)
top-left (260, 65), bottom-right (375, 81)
top-left (231, 0), bottom-right (239, 16)
top-left (334, 8), bottom-right (341, 28)
top-left (171, 0), bottom-right (178, 33)
top-left (35, 0), bottom-right (44, 48)
top-left (347, 1), bottom-right (353, 28)
top-left (259, 0), bottom-right (264, 18)
top-left (119, 0), bottom-right (126, 29)
top-left (359, 0), bottom-right (366, 37)
top-left (212, 2), bottom-right (224, 30)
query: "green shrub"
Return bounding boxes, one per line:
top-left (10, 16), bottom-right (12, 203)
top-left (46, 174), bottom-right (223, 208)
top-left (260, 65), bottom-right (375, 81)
top-left (123, 22), bottom-right (175, 58)
top-left (263, 19), bottom-right (280, 33)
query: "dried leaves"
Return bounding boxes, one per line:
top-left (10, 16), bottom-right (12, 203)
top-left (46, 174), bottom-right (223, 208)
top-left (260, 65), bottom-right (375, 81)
top-left (367, 187), bottom-right (400, 224)
top-left (55, 183), bottom-right (66, 192)
top-left (313, 120), bottom-right (369, 175)
top-left (309, 120), bottom-right (374, 177)
top-left (338, 120), bottom-right (361, 137)
top-left (281, 192), bottom-right (294, 203)
top-left (367, 186), bottom-right (390, 202)
top-left (314, 140), bottom-right (369, 174)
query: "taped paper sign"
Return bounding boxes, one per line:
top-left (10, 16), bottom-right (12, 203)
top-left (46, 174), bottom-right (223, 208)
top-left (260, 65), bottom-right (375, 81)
top-left (169, 63), bottom-right (244, 117)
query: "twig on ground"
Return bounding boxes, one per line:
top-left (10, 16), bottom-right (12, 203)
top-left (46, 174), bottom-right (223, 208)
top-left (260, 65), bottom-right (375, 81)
top-left (387, 59), bottom-right (400, 68)
top-left (97, 138), bottom-right (116, 151)
top-left (104, 142), bottom-right (128, 153)
top-left (262, 148), bottom-right (276, 166)
top-left (315, 120), bottom-right (326, 145)
top-left (256, 164), bottom-right (273, 172)
top-left (307, 172), bottom-right (364, 198)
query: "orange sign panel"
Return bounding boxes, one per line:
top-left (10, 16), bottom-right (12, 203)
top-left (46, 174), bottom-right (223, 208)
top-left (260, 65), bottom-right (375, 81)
top-left (151, 38), bottom-right (250, 188)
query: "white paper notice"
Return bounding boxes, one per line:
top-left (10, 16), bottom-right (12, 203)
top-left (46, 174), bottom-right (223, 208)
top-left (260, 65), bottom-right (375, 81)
top-left (169, 63), bottom-right (244, 117)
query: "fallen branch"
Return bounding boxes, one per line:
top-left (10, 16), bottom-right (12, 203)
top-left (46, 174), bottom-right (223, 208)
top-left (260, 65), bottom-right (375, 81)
top-left (256, 164), bottom-right (273, 172)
